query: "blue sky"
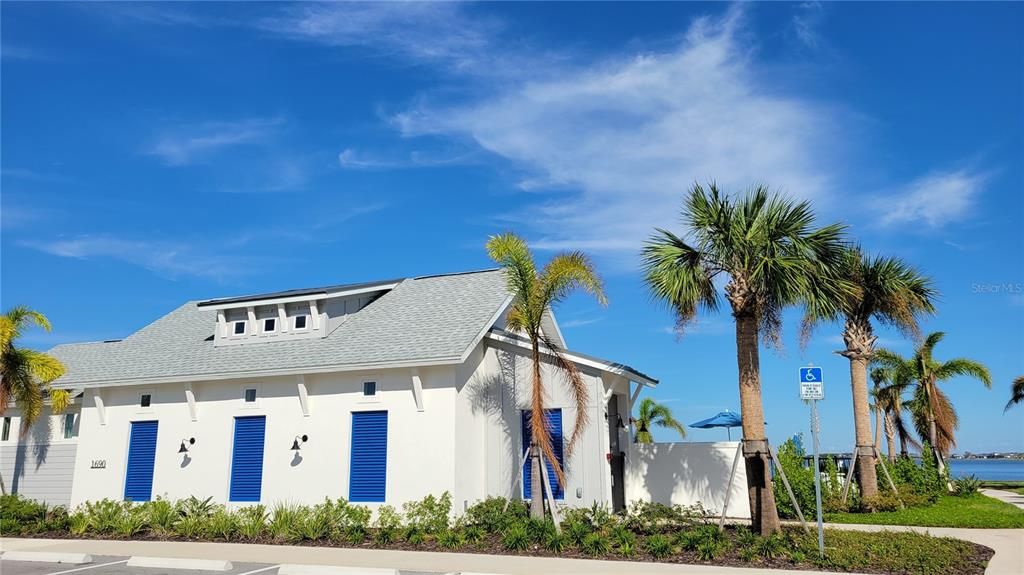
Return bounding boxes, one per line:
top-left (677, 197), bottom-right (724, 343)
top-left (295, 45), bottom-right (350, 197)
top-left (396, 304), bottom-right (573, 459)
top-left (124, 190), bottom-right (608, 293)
top-left (2, 2), bottom-right (1022, 453)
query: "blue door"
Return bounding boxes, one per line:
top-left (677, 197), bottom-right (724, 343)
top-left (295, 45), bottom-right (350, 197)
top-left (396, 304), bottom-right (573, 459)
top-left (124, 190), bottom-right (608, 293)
top-left (124, 420), bottom-right (158, 501)
top-left (522, 409), bottom-right (565, 499)
top-left (350, 411), bottom-right (387, 502)
top-left (229, 416), bottom-right (266, 502)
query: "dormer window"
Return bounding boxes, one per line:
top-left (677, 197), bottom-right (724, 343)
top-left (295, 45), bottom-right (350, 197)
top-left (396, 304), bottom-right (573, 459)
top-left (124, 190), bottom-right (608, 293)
top-left (294, 315), bottom-right (308, 330)
top-left (263, 318), bottom-right (276, 333)
top-left (233, 321), bottom-right (246, 335)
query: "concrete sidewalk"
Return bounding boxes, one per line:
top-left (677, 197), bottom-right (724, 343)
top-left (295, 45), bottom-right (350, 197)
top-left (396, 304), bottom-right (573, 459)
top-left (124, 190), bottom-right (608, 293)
top-left (1, 537), bottom-right (867, 575)
top-left (982, 489), bottom-right (1024, 510)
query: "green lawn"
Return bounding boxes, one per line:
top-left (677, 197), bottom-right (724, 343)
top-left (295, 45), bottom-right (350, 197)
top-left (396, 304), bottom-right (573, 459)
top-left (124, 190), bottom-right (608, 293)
top-left (825, 493), bottom-right (1024, 529)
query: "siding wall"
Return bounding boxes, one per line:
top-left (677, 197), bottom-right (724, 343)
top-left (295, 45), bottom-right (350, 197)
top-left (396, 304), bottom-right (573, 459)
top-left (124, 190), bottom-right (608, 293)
top-left (0, 407), bottom-right (80, 508)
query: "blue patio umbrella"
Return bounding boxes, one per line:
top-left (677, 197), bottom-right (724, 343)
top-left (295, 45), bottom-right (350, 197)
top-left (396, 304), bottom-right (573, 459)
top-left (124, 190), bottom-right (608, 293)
top-left (689, 410), bottom-right (743, 440)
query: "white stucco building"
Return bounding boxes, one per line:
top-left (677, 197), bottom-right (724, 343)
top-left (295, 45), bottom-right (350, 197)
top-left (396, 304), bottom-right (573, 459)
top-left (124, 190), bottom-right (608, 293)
top-left (40, 269), bottom-right (660, 511)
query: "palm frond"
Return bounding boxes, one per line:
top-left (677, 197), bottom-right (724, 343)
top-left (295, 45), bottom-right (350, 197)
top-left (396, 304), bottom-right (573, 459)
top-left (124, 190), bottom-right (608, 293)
top-left (1005, 376), bottom-right (1024, 412)
top-left (934, 358), bottom-right (992, 388)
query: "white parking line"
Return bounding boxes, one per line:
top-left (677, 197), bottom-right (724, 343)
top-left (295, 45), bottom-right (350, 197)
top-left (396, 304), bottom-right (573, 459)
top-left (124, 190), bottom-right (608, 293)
top-left (235, 566), bottom-right (281, 575)
top-left (46, 560), bottom-right (129, 575)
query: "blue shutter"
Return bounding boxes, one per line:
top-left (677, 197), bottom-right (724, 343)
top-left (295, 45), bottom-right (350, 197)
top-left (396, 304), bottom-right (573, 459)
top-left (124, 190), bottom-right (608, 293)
top-left (229, 416), bottom-right (266, 502)
top-left (124, 421), bottom-right (158, 502)
top-left (522, 409), bottom-right (565, 500)
top-left (350, 411), bottom-right (387, 502)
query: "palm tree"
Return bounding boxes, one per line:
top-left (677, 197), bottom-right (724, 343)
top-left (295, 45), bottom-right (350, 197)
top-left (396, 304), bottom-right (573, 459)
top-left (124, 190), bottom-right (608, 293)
top-left (633, 398), bottom-right (686, 443)
top-left (1005, 376), bottom-right (1024, 412)
top-left (870, 367), bottom-right (918, 460)
top-left (642, 183), bottom-right (848, 535)
top-left (807, 247), bottom-right (935, 497)
top-left (0, 306), bottom-right (71, 495)
top-left (486, 233), bottom-right (606, 519)
top-left (874, 332), bottom-right (991, 475)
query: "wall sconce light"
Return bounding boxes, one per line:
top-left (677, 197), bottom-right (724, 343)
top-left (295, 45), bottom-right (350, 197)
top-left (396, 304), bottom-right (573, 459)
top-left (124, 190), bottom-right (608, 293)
top-left (178, 437), bottom-right (195, 453)
top-left (616, 415), bottom-right (626, 430)
top-left (291, 434), bottom-right (308, 451)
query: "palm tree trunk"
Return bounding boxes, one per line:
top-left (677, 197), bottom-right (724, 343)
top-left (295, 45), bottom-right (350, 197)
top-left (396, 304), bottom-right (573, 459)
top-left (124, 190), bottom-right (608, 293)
top-left (529, 341), bottom-right (545, 519)
top-left (532, 439), bottom-right (548, 517)
top-left (884, 412), bottom-right (897, 463)
top-left (899, 432), bottom-right (908, 458)
top-left (735, 313), bottom-right (781, 535)
top-left (927, 415), bottom-right (948, 478)
top-left (849, 356), bottom-right (879, 498)
top-left (874, 406), bottom-right (883, 453)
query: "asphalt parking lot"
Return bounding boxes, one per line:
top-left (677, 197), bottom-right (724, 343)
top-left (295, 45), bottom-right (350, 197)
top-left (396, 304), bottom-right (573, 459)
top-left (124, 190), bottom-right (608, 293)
top-left (0, 556), bottom-right (447, 575)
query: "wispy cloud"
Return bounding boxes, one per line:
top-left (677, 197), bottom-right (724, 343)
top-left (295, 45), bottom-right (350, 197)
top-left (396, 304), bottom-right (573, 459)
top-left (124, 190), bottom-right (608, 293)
top-left (393, 7), bottom-right (841, 256)
top-left (337, 147), bottom-right (476, 170)
top-left (22, 236), bottom-right (264, 281)
top-left (259, 2), bottom-right (500, 72)
top-left (792, 2), bottom-right (825, 49)
top-left (2, 168), bottom-right (71, 183)
top-left (561, 318), bottom-right (602, 329)
top-left (876, 168), bottom-right (988, 228)
top-left (147, 116), bottom-right (284, 166)
top-left (1, 44), bottom-right (52, 61)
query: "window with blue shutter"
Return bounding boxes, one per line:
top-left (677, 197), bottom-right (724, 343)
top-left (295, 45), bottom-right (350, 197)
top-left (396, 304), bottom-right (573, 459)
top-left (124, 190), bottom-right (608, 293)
top-left (521, 409), bottom-right (565, 500)
top-left (124, 420), bottom-right (158, 502)
top-left (229, 416), bottom-right (266, 502)
top-left (350, 411), bottom-right (387, 502)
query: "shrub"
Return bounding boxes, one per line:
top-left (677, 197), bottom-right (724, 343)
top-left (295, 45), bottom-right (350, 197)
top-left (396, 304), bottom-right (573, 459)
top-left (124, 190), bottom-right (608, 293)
top-left (373, 505), bottom-right (402, 544)
top-left (733, 525), bottom-right (757, 548)
top-left (772, 435), bottom-right (817, 519)
top-left (175, 515), bottom-right (205, 539)
top-left (581, 532), bottom-right (611, 556)
top-left (610, 524), bottom-right (636, 548)
top-left (1, 517), bottom-right (22, 535)
top-left (296, 503), bottom-right (333, 541)
top-left (142, 498), bottom-right (178, 534)
top-left (696, 540), bottom-right (720, 561)
top-left (563, 519), bottom-right (591, 546)
top-left (463, 525), bottom-right (485, 544)
top-left (563, 502), bottom-right (614, 531)
top-left (617, 541), bottom-right (635, 557)
top-left (437, 529), bottom-right (465, 549)
top-left (180, 495), bottom-right (216, 518)
top-left (403, 526), bottom-right (425, 546)
top-left (236, 505), bottom-right (268, 540)
top-left (644, 534), bottom-right (673, 559)
top-left (82, 499), bottom-right (127, 534)
top-left (861, 492), bottom-right (903, 513)
top-left (402, 492), bottom-right (452, 534)
top-left (115, 506), bottom-right (147, 537)
top-left (1, 494), bottom-right (48, 524)
top-left (624, 500), bottom-right (704, 534)
top-left (954, 475), bottom-right (981, 497)
top-left (757, 534), bottom-right (786, 559)
top-left (501, 524), bottom-right (530, 551)
top-left (205, 509), bottom-right (238, 541)
top-left (465, 497), bottom-right (527, 533)
top-left (269, 503), bottom-right (304, 541)
top-left (525, 517), bottom-right (555, 543)
top-left (68, 512), bottom-right (89, 535)
top-left (544, 530), bottom-right (566, 553)
top-left (675, 529), bottom-right (704, 551)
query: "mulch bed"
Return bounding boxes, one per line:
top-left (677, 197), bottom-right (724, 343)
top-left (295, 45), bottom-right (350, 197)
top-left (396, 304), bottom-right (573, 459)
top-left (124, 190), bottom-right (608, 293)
top-left (10, 530), bottom-right (994, 574)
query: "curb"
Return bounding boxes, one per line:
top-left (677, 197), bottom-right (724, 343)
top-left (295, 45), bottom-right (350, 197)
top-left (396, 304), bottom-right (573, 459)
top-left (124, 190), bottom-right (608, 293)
top-left (277, 565), bottom-right (398, 575)
top-left (0, 551), bottom-right (93, 564)
top-left (126, 556), bottom-right (233, 571)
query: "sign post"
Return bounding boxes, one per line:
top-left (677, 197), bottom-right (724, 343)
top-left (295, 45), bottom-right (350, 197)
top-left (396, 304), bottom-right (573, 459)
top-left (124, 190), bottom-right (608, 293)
top-left (800, 366), bottom-right (825, 558)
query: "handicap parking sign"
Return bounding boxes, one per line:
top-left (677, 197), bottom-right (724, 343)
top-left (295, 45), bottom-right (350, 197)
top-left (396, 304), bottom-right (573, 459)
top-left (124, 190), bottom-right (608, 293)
top-left (799, 367), bottom-right (824, 400)
top-left (800, 367), bottom-right (823, 383)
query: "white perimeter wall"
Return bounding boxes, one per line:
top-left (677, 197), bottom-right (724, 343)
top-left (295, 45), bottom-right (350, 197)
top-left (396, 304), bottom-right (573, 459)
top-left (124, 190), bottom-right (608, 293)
top-left (69, 366), bottom-right (458, 509)
top-left (625, 441), bottom-right (751, 519)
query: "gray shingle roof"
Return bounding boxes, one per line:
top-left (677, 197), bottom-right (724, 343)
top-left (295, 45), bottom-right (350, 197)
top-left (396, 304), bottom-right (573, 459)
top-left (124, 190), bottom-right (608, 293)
top-left (50, 270), bottom-right (511, 387)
